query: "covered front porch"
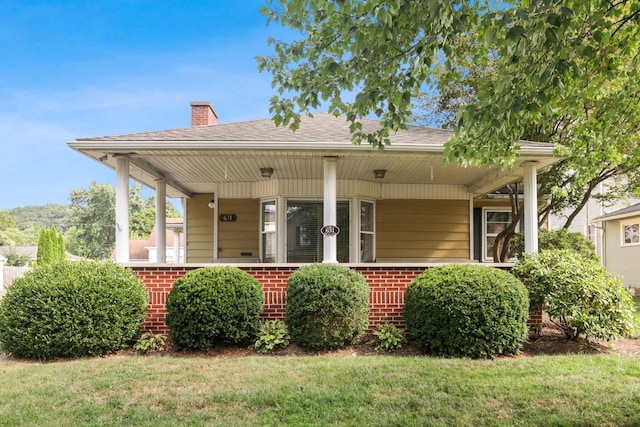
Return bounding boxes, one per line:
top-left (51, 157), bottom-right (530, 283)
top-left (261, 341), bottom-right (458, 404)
top-left (69, 106), bottom-right (555, 265)
top-left (68, 103), bottom-right (558, 333)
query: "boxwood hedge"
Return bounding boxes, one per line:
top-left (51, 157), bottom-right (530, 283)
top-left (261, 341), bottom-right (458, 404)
top-left (404, 264), bottom-right (529, 359)
top-left (165, 266), bottom-right (264, 351)
top-left (0, 260), bottom-right (148, 360)
top-left (286, 264), bottom-right (369, 350)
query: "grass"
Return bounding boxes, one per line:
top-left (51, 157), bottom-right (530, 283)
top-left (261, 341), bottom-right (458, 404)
top-left (1, 354), bottom-right (640, 426)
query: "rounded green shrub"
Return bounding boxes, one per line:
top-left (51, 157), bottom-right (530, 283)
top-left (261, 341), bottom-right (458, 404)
top-left (404, 264), bottom-right (529, 359)
top-left (165, 266), bottom-right (264, 351)
top-left (512, 249), bottom-right (635, 341)
top-left (285, 264), bottom-right (369, 350)
top-left (0, 260), bottom-right (148, 360)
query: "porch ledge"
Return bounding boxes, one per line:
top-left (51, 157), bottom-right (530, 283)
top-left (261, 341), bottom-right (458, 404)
top-left (122, 261), bottom-right (515, 269)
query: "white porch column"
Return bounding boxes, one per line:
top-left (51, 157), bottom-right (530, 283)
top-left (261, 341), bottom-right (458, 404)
top-left (155, 179), bottom-right (166, 263)
top-left (523, 162), bottom-right (539, 254)
top-left (115, 158), bottom-right (130, 262)
top-left (322, 157), bottom-right (338, 263)
top-left (173, 230), bottom-right (182, 263)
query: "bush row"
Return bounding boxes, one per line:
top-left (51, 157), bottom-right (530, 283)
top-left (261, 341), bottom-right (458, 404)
top-left (0, 253), bottom-right (634, 360)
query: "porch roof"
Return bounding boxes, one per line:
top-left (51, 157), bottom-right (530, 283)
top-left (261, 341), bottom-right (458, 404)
top-left (68, 112), bottom-right (559, 198)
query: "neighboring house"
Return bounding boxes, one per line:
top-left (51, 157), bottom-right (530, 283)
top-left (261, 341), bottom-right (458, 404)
top-left (0, 246), bottom-right (81, 290)
top-left (549, 181), bottom-right (640, 259)
top-left (592, 202), bottom-right (640, 296)
top-left (0, 246), bottom-right (39, 265)
top-left (113, 218), bottom-right (185, 263)
top-left (67, 101), bottom-right (560, 333)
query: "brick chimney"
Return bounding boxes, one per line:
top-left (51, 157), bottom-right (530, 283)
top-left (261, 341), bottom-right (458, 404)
top-left (190, 102), bottom-right (218, 126)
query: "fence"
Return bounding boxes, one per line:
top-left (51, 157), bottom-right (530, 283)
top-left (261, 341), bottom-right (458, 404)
top-left (2, 267), bottom-right (30, 290)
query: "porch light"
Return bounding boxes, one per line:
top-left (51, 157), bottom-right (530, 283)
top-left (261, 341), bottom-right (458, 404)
top-left (373, 169), bottom-right (387, 179)
top-left (260, 167), bottom-right (274, 178)
top-left (208, 197), bottom-right (215, 209)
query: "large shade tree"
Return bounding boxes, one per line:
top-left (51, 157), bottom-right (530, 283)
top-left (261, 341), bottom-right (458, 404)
top-left (415, 32), bottom-right (640, 259)
top-left (259, 0), bottom-right (640, 261)
top-left (258, 0), bottom-right (640, 167)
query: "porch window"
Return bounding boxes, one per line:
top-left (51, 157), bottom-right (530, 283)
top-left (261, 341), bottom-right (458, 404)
top-left (261, 200), bottom-right (276, 262)
top-left (483, 209), bottom-right (514, 262)
top-left (621, 220), bottom-right (640, 246)
top-left (286, 200), bottom-right (350, 263)
top-left (360, 201), bottom-right (375, 262)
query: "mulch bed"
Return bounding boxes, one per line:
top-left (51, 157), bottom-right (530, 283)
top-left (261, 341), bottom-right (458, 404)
top-left (140, 320), bottom-right (640, 359)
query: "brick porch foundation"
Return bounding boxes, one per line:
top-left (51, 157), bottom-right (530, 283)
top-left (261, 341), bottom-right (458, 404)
top-left (131, 264), bottom-right (534, 336)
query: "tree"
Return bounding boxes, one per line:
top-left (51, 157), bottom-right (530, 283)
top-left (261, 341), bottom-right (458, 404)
top-left (10, 204), bottom-right (73, 245)
top-left (36, 226), bottom-right (66, 265)
top-left (258, 0), bottom-right (640, 169)
top-left (0, 210), bottom-right (27, 247)
top-left (130, 194), bottom-right (181, 240)
top-left (67, 181), bottom-right (116, 259)
top-left (415, 24), bottom-right (640, 238)
top-left (67, 181), bottom-right (182, 259)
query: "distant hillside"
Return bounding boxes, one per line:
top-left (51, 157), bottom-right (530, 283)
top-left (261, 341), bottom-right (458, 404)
top-left (10, 204), bottom-right (72, 244)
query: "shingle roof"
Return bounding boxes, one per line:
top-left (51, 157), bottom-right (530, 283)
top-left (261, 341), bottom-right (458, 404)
top-left (593, 202), bottom-right (640, 222)
top-left (78, 112), bottom-right (550, 148)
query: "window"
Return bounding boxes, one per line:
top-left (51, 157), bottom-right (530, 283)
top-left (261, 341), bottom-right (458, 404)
top-left (360, 201), bottom-right (374, 262)
top-left (621, 220), bottom-right (640, 246)
top-left (261, 201), bottom-right (276, 262)
top-left (285, 200), bottom-right (350, 263)
top-left (483, 209), bottom-right (514, 262)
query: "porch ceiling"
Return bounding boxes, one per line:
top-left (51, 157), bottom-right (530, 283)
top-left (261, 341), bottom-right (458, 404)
top-left (69, 112), bottom-right (559, 198)
top-left (68, 144), bottom-right (559, 198)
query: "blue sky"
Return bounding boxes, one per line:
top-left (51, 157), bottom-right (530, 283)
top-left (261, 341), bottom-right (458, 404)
top-left (0, 1), bottom-right (288, 209)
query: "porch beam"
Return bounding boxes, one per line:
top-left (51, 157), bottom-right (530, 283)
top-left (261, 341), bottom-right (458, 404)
top-left (523, 162), bottom-right (539, 253)
top-left (115, 158), bottom-right (130, 262)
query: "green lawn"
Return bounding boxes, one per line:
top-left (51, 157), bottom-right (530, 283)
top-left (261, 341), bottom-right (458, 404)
top-left (1, 354), bottom-right (639, 426)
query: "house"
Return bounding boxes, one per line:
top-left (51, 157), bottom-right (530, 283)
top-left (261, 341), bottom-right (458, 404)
top-left (0, 246), bottom-right (39, 265)
top-left (68, 102), bottom-right (560, 333)
top-left (591, 202), bottom-right (640, 296)
top-left (549, 180), bottom-right (640, 259)
top-left (112, 217), bottom-right (185, 263)
top-left (0, 246), bottom-right (81, 290)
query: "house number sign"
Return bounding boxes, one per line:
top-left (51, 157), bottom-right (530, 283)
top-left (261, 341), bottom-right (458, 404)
top-left (321, 225), bottom-right (340, 236)
top-left (219, 214), bottom-right (237, 222)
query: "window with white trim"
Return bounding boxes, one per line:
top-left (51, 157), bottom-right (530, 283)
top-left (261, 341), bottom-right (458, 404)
top-left (360, 200), bottom-right (375, 262)
top-left (482, 208), bottom-right (515, 262)
top-left (621, 219), bottom-right (640, 246)
top-left (261, 200), bottom-right (277, 262)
